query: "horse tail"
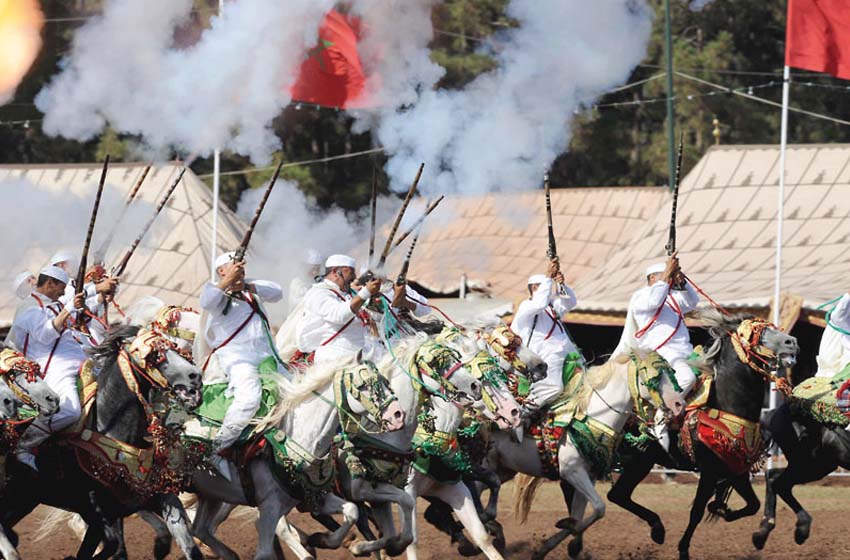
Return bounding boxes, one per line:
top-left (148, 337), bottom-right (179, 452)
top-left (34, 508), bottom-right (84, 542)
top-left (512, 473), bottom-right (544, 524)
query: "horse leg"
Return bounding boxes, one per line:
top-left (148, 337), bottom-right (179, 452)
top-left (276, 515), bottom-right (316, 560)
top-left (158, 494), bottom-right (203, 560)
top-left (136, 510), bottom-right (174, 560)
top-left (348, 482), bottom-right (416, 557)
top-left (677, 472), bottom-right (717, 560)
top-left (429, 481), bottom-right (503, 560)
top-left (0, 523), bottom-right (19, 560)
top-left (718, 475), bottom-right (760, 522)
top-left (304, 494), bottom-right (358, 550)
top-left (771, 459), bottom-right (834, 546)
top-left (404, 477), bottom-right (423, 560)
top-left (193, 497), bottom-right (239, 560)
top-left (559, 481), bottom-right (584, 559)
top-left (753, 467), bottom-right (782, 550)
top-left (606, 452), bottom-right (665, 544)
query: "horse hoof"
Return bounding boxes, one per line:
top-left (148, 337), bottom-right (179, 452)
top-left (794, 525), bottom-right (811, 545)
top-left (752, 531), bottom-right (767, 550)
top-left (457, 538), bottom-right (481, 557)
top-left (678, 550), bottom-right (690, 560)
top-left (650, 521), bottom-right (666, 545)
top-left (386, 536), bottom-right (412, 557)
top-left (154, 535), bottom-right (172, 560)
top-left (348, 541), bottom-right (371, 557)
top-left (555, 517), bottom-right (577, 532)
top-left (567, 538), bottom-right (583, 558)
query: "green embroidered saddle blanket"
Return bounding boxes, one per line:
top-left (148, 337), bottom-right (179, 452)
top-left (790, 363), bottom-right (850, 428)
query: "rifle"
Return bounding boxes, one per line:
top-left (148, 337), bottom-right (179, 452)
top-left (396, 228), bottom-right (421, 287)
top-left (376, 163), bottom-right (424, 271)
top-left (94, 162), bottom-right (152, 263)
top-left (234, 159), bottom-right (285, 262)
top-left (391, 195), bottom-right (444, 250)
top-left (74, 155), bottom-right (110, 328)
top-left (112, 166), bottom-right (186, 278)
top-left (368, 161), bottom-right (378, 268)
top-left (543, 173), bottom-right (567, 295)
top-left (665, 134), bottom-right (684, 257)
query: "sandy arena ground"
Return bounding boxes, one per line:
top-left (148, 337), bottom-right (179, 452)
top-left (13, 477), bottom-right (850, 559)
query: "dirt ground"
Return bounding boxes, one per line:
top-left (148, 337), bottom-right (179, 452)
top-left (14, 477), bottom-right (850, 559)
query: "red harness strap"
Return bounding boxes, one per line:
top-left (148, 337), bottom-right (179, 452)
top-left (318, 288), bottom-right (371, 348)
top-left (635, 283), bottom-right (686, 351)
top-left (201, 292), bottom-right (257, 372)
top-left (542, 307), bottom-right (565, 341)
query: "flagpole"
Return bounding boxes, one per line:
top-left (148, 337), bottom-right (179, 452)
top-left (768, 64), bottom-right (791, 471)
top-left (210, 0), bottom-right (224, 281)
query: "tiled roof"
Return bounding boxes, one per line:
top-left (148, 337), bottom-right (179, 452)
top-left (573, 144), bottom-right (850, 313)
top-left (0, 162), bottom-right (245, 327)
top-left (378, 186), bottom-right (668, 300)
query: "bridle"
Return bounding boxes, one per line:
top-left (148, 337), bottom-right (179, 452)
top-left (728, 318), bottom-right (791, 394)
top-left (0, 348), bottom-right (42, 409)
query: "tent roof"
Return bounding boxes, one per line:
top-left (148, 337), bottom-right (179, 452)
top-left (0, 162), bottom-right (245, 327)
top-left (380, 186), bottom-right (668, 301)
top-left (573, 144), bottom-right (850, 314)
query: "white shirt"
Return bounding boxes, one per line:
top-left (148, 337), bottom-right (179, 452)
top-left (298, 279), bottom-right (369, 363)
top-left (511, 278), bottom-right (578, 359)
top-left (200, 279), bottom-right (283, 369)
top-left (10, 292), bottom-right (87, 378)
top-left (629, 281), bottom-right (699, 358)
top-left (816, 293), bottom-right (850, 377)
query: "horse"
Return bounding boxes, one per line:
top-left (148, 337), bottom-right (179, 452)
top-left (0, 325), bottom-right (204, 560)
top-left (752, 373), bottom-right (850, 549)
top-left (189, 353), bottom-right (407, 560)
top-left (600, 313), bottom-right (798, 560)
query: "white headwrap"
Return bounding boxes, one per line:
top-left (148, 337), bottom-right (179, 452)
top-left (306, 249), bottom-right (323, 265)
top-left (39, 265), bottom-right (69, 285)
top-left (325, 254), bottom-right (356, 269)
top-left (645, 263), bottom-right (666, 277)
top-left (527, 274), bottom-right (548, 285)
top-left (49, 251), bottom-right (76, 266)
top-left (13, 271), bottom-right (34, 299)
top-left (214, 252), bottom-right (237, 269)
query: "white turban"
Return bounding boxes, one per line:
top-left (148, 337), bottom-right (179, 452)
top-left (306, 249), bottom-right (323, 265)
top-left (39, 265), bottom-right (69, 285)
top-left (325, 254), bottom-right (356, 269)
top-left (214, 252), bottom-right (237, 269)
top-left (49, 251), bottom-right (75, 266)
top-left (527, 274), bottom-right (548, 285)
top-left (13, 271), bottom-right (34, 299)
top-left (645, 263), bottom-right (666, 277)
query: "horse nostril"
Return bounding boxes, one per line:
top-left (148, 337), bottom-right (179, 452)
top-left (511, 408), bottom-right (519, 417)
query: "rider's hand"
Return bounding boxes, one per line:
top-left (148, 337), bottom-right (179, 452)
top-left (73, 292), bottom-right (86, 310)
top-left (663, 252), bottom-right (679, 282)
top-left (547, 259), bottom-right (560, 278)
top-left (95, 276), bottom-right (119, 295)
top-left (365, 278), bottom-right (382, 297)
top-left (554, 271), bottom-right (565, 285)
top-left (219, 261), bottom-right (245, 291)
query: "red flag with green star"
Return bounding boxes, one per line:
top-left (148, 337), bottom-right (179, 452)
top-left (290, 9), bottom-right (372, 109)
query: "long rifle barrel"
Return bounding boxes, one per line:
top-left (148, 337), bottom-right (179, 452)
top-left (666, 134), bottom-right (684, 256)
top-left (368, 162), bottom-right (378, 267)
top-left (234, 159), bottom-right (285, 262)
top-left (75, 155), bottom-right (110, 326)
top-left (94, 163), bottom-right (152, 263)
top-left (396, 228), bottom-right (421, 286)
top-left (113, 167), bottom-right (186, 277)
top-left (544, 173), bottom-right (558, 260)
top-left (391, 195), bottom-right (444, 250)
top-left (377, 163), bottom-right (424, 269)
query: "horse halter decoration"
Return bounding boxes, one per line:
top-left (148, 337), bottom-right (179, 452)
top-left (728, 318), bottom-right (789, 392)
top-left (413, 341), bottom-right (466, 400)
top-left (117, 329), bottom-right (179, 412)
top-left (481, 325), bottom-right (528, 375)
top-left (0, 348), bottom-right (41, 408)
top-left (334, 362), bottom-right (399, 434)
top-left (151, 305), bottom-right (196, 360)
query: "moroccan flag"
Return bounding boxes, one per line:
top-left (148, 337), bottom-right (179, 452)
top-left (786, 0), bottom-right (850, 80)
top-left (290, 10), bottom-right (371, 109)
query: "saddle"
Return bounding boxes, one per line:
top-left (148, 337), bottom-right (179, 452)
top-left (789, 363), bottom-right (850, 428)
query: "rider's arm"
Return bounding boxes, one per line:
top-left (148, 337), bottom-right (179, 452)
top-left (671, 282), bottom-right (700, 313)
top-left (831, 293), bottom-right (850, 331)
top-left (631, 282), bottom-right (669, 314)
top-left (247, 280), bottom-right (284, 303)
top-left (18, 307), bottom-right (62, 345)
top-left (524, 278), bottom-right (554, 314)
top-left (552, 284), bottom-right (578, 315)
top-left (305, 289), bottom-right (356, 325)
top-left (199, 282), bottom-right (227, 311)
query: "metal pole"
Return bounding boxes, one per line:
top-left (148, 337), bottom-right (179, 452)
top-left (767, 64), bottom-right (791, 471)
top-left (663, 0), bottom-right (676, 192)
top-left (210, 0), bottom-right (224, 281)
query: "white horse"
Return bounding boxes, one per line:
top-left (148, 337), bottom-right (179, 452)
top-left (488, 355), bottom-right (639, 559)
top-left (190, 357), bottom-right (406, 560)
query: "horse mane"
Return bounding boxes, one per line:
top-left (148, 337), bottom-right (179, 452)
top-left (122, 296), bottom-right (166, 327)
top-left (375, 333), bottom-right (430, 380)
top-left (86, 324), bottom-right (140, 369)
top-left (690, 309), bottom-right (752, 376)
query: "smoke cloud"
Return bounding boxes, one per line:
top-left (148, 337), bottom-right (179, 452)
top-left (36, 0), bottom-right (336, 163)
top-left (352, 0), bottom-right (653, 195)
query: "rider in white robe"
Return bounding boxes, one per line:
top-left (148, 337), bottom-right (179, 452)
top-left (816, 293), bottom-right (850, 378)
top-left (298, 255), bottom-right (382, 365)
top-left (9, 266), bottom-right (87, 471)
top-left (287, 249), bottom-right (323, 317)
top-left (511, 260), bottom-right (580, 413)
top-left (200, 253), bottom-right (283, 478)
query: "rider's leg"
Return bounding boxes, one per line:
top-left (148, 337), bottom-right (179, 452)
top-left (16, 373), bottom-right (80, 469)
top-left (211, 362), bottom-right (261, 479)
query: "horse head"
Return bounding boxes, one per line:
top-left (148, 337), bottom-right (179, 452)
top-left (338, 361), bottom-right (405, 432)
top-left (412, 340), bottom-right (481, 404)
top-left (479, 325), bottom-right (547, 383)
top-left (434, 328), bottom-right (521, 429)
top-left (119, 327), bottom-right (203, 410)
top-left (0, 347), bottom-right (59, 417)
